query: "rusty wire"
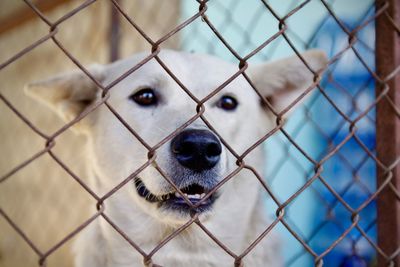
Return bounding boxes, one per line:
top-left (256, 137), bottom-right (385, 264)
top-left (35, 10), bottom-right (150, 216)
top-left (0, 0), bottom-right (399, 266)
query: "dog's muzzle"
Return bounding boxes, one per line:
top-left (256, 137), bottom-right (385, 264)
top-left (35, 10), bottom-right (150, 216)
top-left (134, 129), bottom-right (222, 214)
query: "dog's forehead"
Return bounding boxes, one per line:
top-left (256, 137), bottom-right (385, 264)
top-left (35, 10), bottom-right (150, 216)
top-left (106, 50), bottom-right (250, 98)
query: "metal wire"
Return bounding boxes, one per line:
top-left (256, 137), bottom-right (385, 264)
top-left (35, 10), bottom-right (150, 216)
top-left (0, 0), bottom-right (399, 266)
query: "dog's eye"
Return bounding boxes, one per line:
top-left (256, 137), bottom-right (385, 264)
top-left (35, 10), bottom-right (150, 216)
top-left (130, 88), bottom-right (158, 106)
top-left (217, 95), bottom-right (238, 111)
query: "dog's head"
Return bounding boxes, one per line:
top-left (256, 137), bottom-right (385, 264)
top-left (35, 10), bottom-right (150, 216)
top-left (26, 50), bottom-right (326, 224)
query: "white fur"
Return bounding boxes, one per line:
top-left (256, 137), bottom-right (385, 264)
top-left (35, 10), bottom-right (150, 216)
top-left (25, 50), bottom-right (327, 267)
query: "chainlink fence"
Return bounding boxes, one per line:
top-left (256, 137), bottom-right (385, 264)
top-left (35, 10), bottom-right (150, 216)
top-left (0, 0), bottom-right (399, 266)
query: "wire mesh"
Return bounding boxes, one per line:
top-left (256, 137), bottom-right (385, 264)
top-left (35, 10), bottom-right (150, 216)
top-left (0, 0), bottom-right (399, 266)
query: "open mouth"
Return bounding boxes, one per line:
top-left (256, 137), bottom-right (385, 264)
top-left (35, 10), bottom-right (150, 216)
top-left (134, 178), bottom-right (217, 213)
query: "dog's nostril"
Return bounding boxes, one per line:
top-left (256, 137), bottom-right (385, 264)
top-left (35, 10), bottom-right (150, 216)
top-left (206, 142), bottom-right (222, 157)
top-left (171, 129), bottom-right (222, 172)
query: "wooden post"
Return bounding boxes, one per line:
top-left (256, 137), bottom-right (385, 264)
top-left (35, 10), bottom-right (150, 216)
top-left (375, 0), bottom-right (400, 266)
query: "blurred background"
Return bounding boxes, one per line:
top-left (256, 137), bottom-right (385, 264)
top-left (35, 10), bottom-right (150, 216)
top-left (0, 0), bottom-right (379, 266)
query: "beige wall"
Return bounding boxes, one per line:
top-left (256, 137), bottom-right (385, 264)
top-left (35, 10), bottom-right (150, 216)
top-left (0, 1), bottom-right (179, 266)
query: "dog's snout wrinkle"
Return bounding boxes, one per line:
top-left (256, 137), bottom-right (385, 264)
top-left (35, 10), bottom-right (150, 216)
top-left (171, 129), bottom-right (222, 172)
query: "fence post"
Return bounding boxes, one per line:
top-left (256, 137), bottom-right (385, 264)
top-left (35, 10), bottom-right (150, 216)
top-left (109, 0), bottom-right (121, 62)
top-left (375, 0), bottom-right (400, 266)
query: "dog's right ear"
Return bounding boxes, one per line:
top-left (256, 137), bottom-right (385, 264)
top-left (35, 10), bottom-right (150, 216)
top-left (25, 64), bottom-right (105, 124)
top-left (248, 50), bottom-right (328, 115)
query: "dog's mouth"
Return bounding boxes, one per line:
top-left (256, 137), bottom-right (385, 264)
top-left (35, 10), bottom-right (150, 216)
top-left (134, 177), bottom-right (217, 213)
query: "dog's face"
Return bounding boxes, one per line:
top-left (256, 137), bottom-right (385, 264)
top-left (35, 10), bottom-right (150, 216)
top-left (26, 50), bottom-right (326, 225)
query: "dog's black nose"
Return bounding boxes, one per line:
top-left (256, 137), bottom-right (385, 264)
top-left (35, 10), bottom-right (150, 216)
top-left (171, 129), bottom-right (222, 172)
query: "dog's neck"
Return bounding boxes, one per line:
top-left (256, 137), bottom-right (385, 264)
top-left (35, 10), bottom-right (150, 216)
top-left (84, 145), bottom-right (273, 266)
top-left (90, 170), bottom-right (262, 239)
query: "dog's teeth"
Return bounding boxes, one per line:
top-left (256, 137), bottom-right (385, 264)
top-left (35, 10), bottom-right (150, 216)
top-left (188, 194), bottom-right (201, 199)
top-left (173, 192), bottom-right (206, 200)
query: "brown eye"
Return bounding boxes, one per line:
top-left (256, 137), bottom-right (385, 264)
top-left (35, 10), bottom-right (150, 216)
top-left (217, 95), bottom-right (238, 111)
top-left (130, 88), bottom-right (158, 106)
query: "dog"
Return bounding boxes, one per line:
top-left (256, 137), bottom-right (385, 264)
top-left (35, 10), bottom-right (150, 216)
top-left (25, 49), bottom-right (327, 267)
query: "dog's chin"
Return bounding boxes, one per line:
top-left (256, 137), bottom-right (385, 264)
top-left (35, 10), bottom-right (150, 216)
top-left (134, 177), bottom-right (218, 221)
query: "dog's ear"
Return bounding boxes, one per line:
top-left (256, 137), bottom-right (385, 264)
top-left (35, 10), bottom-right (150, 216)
top-left (248, 50), bottom-right (328, 114)
top-left (25, 64), bottom-right (105, 124)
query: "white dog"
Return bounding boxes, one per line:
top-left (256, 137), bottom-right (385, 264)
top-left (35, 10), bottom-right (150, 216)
top-left (26, 49), bottom-right (327, 267)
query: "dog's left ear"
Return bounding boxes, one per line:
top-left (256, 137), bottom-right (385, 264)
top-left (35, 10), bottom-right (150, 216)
top-left (25, 64), bottom-right (105, 127)
top-left (248, 50), bottom-right (328, 114)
